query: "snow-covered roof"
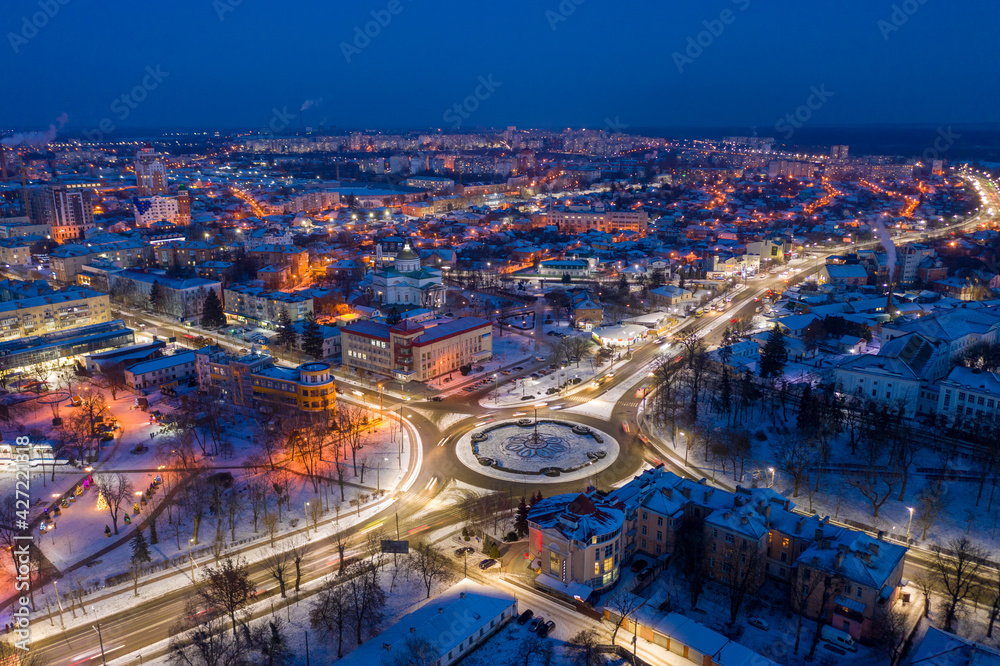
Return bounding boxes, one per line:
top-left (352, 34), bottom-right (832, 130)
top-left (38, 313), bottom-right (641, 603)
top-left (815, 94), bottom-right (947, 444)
top-left (337, 578), bottom-right (516, 666)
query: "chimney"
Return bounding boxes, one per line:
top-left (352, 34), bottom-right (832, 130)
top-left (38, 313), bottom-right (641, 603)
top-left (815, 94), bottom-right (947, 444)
top-left (868, 542), bottom-right (879, 557)
top-left (741, 516), bottom-right (749, 525)
top-left (877, 530), bottom-right (884, 541)
top-left (681, 487), bottom-right (691, 499)
top-left (814, 527), bottom-right (823, 541)
top-left (835, 551), bottom-right (845, 568)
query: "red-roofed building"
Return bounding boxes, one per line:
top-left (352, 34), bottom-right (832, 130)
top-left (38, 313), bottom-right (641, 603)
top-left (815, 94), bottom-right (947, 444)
top-left (341, 316), bottom-right (492, 382)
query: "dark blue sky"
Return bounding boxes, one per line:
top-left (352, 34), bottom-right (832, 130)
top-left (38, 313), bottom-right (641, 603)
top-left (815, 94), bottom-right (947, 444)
top-left (3, 0), bottom-right (998, 134)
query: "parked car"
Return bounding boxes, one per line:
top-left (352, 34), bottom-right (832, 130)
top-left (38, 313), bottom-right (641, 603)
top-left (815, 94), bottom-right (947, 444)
top-left (538, 620), bottom-right (555, 637)
top-left (637, 567), bottom-right (653, 581)
top-left (517, 610), bottom-right (534, 625)
top-left (629, 559), bottom-right (648, 573)
top-left (748, 618), bottom-right (770, 631)
top-left (478, 558), bottom-right (496, 570)
top-left (528, 617), bottom-right (543, 632)
top-left (512, 366), bottom-right (524, 371)
top-left (454, 547), bottom-right (474, 557)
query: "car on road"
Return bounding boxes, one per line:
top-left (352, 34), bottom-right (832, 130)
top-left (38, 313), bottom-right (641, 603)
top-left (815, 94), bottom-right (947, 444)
top-left (517, 610), bottom-right (534, 625)
top-left (430, 396), bottom-right (444, 402)
top-left (535, 356), bottom-right (545, 361)
top-left (501, 370), bottom-right (511, 375)
top-left (528, 617), bottom-right (543, 632)
top-left (748, 618), bottom-right (770, 631)
top-left (629, 559), bottom-right (648, 573)
top-left (478, 558), bottom-right (496, 570)
top-left (538, 620), bottom-right (555, 637)
top-left (637, 567), bottom-right (653, 581)
top-left (546, 331), bottom-right (558, 336)
top-left (454, 547), bottom-right (474, 557)
top-left (513, 366), bottom-right (524, 371)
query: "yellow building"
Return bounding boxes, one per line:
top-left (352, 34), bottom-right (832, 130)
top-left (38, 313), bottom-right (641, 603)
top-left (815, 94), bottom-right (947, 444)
top-left (0, 289), bottom-right (111, 341)
top-left (195, 347), bottom-right (335, 414)
top-left (251, 361), bottom-right (336, 412)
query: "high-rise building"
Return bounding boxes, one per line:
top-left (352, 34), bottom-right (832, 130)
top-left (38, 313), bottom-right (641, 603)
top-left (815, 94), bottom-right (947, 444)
top-left (135, 144), bottom-right (168, 196)
top-left (830, 145), bottom-right (850, 160)
top-left (29, 183), bottom-right (96, 242)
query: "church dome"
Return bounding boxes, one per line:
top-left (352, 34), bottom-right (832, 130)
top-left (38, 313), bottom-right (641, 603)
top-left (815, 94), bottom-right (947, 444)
top-left (394, 241), bottom-right (421, 272)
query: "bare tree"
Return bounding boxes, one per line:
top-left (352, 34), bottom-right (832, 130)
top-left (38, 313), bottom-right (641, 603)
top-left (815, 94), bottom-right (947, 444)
top-left (310, 576), bottom-right (350, 659)
top-left (870, 608), bottom-right (906, 663)
top-left (289, 540), bottom-right (310, 594)
top-left (263, 512), bottom-right (279, 548)
top-left (199, 557), bottom-right (255, 636)
top-left (722, 545), bottom-right (763, 624)
top-left (916, 481), bottom-right (950, 540)
top-left (246, 477), bottom-right (267, 533)
top-left (520, 634), bottom-right (553, 666)
top-left (343, 560), bottom-right (386, 646)
top-left (847, 468), bottom-right (897, 519)
top-left (265, 550), bottom-right (291, 599)
top-left (411, 542), bottom-right (448, 599)
top-left (97, 473), bottom-right (134, 535)
top-left (773, 434), bottom-right (817, 497)
top-left (606, 590), bottom-right (644, 646)
top-left (931, 537), bottom-right (987, 632)
top-left (567, 629), bottom-right (601, 666)
top-left (987, 564), bottom-right (1000, 638)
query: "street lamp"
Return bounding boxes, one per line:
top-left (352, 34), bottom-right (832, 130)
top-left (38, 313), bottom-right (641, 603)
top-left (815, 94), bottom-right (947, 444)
top-left (188, 538), bottom-right (195, 581)
top-left (377, 384), bottom-right (383, 416)
top-left (906, 507), bottom-right (914, 544)
top-left (768, 467), bottom-right (775, 488)
top-left (305, 501), bottom-right (310, 532)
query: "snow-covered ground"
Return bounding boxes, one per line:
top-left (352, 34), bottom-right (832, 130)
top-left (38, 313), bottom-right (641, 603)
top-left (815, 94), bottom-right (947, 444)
top-left (455, 419), bottom-right (620, 483)
top-left (0, 382), bottom-right (421, 631)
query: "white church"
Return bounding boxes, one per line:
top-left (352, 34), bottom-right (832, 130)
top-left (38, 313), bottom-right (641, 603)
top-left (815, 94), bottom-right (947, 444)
top-left (361, 241), bottom-right (447, 309)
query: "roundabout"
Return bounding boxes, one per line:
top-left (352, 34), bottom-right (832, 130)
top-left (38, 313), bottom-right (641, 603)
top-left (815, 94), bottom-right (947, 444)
top-left (456, 417), bottom-right (620, 483)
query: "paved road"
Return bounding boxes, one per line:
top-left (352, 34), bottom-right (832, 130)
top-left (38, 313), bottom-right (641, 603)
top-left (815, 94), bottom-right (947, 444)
top-left (31, 173), bottom-right (999, 664)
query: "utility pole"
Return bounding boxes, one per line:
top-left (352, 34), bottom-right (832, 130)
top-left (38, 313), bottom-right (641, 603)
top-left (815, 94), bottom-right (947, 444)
top-left (93, 623), bottom-right (108, 666)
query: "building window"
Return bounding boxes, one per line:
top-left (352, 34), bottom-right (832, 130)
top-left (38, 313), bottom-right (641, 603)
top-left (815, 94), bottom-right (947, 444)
top-left (725, 534), bottom-right (734, 544)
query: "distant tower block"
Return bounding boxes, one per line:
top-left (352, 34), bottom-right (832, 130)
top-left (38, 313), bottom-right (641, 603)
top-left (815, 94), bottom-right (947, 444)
top-left (135, 143), bottom-right (168, 196)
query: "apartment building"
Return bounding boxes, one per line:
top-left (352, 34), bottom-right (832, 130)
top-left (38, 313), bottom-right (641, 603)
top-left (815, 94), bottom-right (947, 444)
top-left (936, 366), bottom-right (1000, 426)
top-left (30, 184), bottom-right (96, 243)
top-left (531, 466), bottom-right (908, 640)
top-left (223, 284), bottom-right (314, 329)
top-left (0, 289), bottom-right (111, 340)
top-left (133, 195), bottom-right (180, 227)
top-left (528, 492), bottom-right (626, 595)
top-left (156, 240), bottom-right (224, 269)
top-left (124, 351), bottom-right (197, 390)
top-left (51, 240), bottom-right (151, 283)
top-left (540, 207), bottom-right (649, 235)
top-left (341, 316), bottom-right (492, 381)
top-left (195, 347), bottom-right (336, 413)
top-left (110, 271), bottom-right (222, 325)
top-left (135, 145), bottom-right (168, 196)
top-left (794, 532), bottom-right (907, 641)
top-left (0, 238), bottom-right (33, 266)
top-left (248, 244), bottom-right (309, 283)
